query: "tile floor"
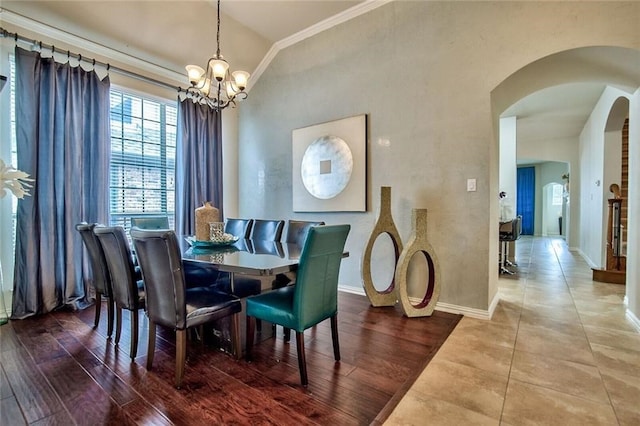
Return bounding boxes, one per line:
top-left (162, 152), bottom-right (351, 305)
top-left (385, 236), bottom-right (640, 425)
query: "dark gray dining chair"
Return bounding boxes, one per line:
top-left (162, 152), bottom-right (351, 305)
top-left (283, 220), bottom-right (325, 259)
top-left (251, 219), bottom-right (285, 241)
top-left (275, 220), bottom-right (325, 286)
top-left (94, 226), bottom-right (146, 360)
top-left (215, 218), bottom-right (263, 298)
top-left (130, 216), bottom-right (170, 230)
top-left (224, 218), bottom-right (254, 238)
top-left (131, 228), bottom-right (242, 388)
top-left (76, 222), bottom-right (114, 338)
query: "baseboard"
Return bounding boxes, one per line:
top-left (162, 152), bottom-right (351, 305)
top-left (339, 285), bottom-right (496, 319)
top-left (433, 301), bottom-right (493, 320)
top-left (626, 309), bottom-right (640, 332)
top-left (624, 297), bottom-right (640, 331)
top-left (576, 248), bottom-right (598, 268)
top-left (0, 289), bottom-right (12, 319)
top-left (488, 291), bottom-right (501, 318)
top-left (338, 285), bottom-right (366, 297)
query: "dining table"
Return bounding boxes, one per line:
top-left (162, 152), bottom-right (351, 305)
top-left (180, 237), bottom-right (304, 293)
top-left (178, 236), bottom-right (348, 357)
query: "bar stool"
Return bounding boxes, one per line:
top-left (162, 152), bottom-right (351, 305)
top-left (499, 215), bottom-right (521, 275)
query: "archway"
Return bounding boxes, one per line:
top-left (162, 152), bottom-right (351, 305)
top-left (542, 182), bottom-right (564, 237)
top-left (491, 45), bottom-right (640, 319)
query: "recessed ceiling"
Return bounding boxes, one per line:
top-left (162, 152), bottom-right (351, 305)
top-left (502, 82), bottom-right (606, 144)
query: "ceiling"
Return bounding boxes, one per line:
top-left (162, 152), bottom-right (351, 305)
top-left (1, 1), bottom-right (365, 77)
top-left (221, 0), bottom-right (364, 44)
top-left (503, 82), bottom-right (606, 159)
top-left (0, 1), bottom-right (619, 155)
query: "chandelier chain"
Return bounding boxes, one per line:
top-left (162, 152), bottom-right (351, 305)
top-left (216, 0), bottom-right (221, 58)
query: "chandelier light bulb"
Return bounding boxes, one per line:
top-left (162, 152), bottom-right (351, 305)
top-left (232, 70), bottom-right (250, 91)
top-left (185, 65), bottom-right (205, 85)
top-left (210, 58), bottom-right (229, 82)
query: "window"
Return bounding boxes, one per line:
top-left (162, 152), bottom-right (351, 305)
top-left (8, 58), bottom-right (177, 234)
top-left (552, 183), bottom-right (563, 206)
top-left (109, 90), bottom-right (176, 231)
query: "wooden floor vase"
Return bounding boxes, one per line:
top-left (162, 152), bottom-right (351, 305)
top-left (396, 208), bottom-right (441, 317)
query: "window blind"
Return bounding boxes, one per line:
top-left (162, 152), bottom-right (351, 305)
top-left (109, 90), bottom-right (176, 231)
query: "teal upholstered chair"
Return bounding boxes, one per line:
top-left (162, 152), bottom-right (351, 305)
top-left (245, 224), bottom-right (350, 387)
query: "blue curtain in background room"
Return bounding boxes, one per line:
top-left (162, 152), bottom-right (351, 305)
top-left (175, 99), bottom-right (223, 238)
top-left (517, 166), bottom-right (535, 235)
top-left (12, 47), bottom-right (110, 319)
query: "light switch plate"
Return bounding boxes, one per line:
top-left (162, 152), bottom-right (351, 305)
top-left (467, 178), bottom-right (477, 192)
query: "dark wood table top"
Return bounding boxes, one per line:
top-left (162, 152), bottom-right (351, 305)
top-left (180, 238), bottom-right (302, 276)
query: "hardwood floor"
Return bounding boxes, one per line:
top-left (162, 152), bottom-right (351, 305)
top-left (0, 292), bottom-right (461, 425)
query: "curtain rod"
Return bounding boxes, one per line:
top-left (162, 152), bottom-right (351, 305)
top-left (0, 27), bottom-right (185, 93)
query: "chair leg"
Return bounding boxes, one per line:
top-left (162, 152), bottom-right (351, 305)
top-left (175, 329), bottom-right (187, 388)
top-left (130, 310), bottom-right (139, 361)
top-left (106, 297), bottom-right (114, 338)
top-left (231, 313), bottom-right (241, 360)
top-left (93, 292), bottom-right (101, 329)
top-left (330, 314), bottom-right (340, 362)
top-left (283, 327), bottom-right (291, 342)
top-left (499, 240), bottom-right (514, 275)
top-left (245, 316), bottom-right (255, 362)
top-left (115, 308), bottom-right (122, 345)
top-left (295, 331), bottom-right (308, 387)
top-left (147, 320), bottom-right (156, 370)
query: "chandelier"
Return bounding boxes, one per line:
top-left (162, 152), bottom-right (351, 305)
top-left (185, 0), bottom-right (250, 110)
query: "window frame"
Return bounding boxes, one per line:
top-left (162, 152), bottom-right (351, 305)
top-left (108, 85), bottom-right (177, 231)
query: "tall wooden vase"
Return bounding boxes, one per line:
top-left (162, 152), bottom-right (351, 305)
top-left (395, 208), bottom-right (441, 317)
top-left (195, 202), bottom-right (220, 242)
top-left (362, 187), bottom-right (403, 307)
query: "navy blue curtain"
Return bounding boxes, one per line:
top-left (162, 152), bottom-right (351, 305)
top-left (517, 167), bottom-right (535, 235)
top-left (12, 48), bottom-right (110, 319)
top-left (175, 99), bottom-right (223, 238)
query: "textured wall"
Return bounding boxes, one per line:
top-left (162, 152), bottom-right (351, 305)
top-left (238, 1), bottom-right (640, 311)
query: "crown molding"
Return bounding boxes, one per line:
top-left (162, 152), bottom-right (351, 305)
top-left (275, 0), bottom-right (392, 51)
top-left (0, 8), bottom-right (186, 86)
top-left (248, 0), bottom-right (392, 91)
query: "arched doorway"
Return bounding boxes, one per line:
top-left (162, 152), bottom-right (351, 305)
top-left (492, 46), bottom-right (640, 318)
top-left (542, 182), bottom-right (564, 237)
